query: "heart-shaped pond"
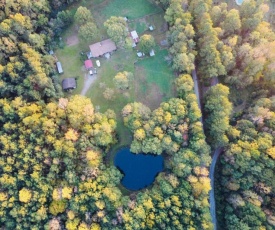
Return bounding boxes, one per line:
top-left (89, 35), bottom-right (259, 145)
top-left (114, 147), bottom-right (164, 191)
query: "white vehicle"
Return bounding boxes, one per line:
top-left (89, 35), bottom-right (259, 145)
top-left (96, 60), bottom-right (101, 67)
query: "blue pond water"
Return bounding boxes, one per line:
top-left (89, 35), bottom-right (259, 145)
top-left (114, 148), bottom-right (164, 191)
top-left (236, 0), bottom-right (244, 5)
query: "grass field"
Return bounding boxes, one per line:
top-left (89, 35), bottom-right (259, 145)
top-left (135, 49), bottom-right (175, 109)
top-left (55, 45), bottom-right (84, 95)
top-left (56, 0), bottom-right (174, 155)
top-left (99, 0), bottom-right (162, 20)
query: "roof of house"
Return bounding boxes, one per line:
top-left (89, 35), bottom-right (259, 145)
top-left (84, 59), bottom-right (93, 69)
top-left (56, 62), bottom-right (63, 74)
top-left (89, 39), bottom-right (117, 58)
top-left (130, 31), bottom-right (139, 39)
top-left (62, 78), bottom-right (76, 90)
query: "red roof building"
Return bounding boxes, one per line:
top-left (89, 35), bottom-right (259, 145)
top-left (84, 60), bottom-right (93, 70)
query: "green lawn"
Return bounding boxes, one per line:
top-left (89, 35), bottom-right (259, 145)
top-left (99, 0), bottom-right (162, 20)
top-left (134, 48), bottom-right (176, 109)
top-left (56, 0), bottom-right (174, 154)
top-left (55, 45), bottom-right (84, 95)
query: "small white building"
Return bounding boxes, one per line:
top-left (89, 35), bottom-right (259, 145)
top-left (56, 62), bottom-right (63, 74)
top-left (130, 31), bottom-right (139, 43)
top-left (150, 50), bottom-right (155, 57)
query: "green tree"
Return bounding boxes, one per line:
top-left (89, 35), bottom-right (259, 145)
top-left (74, 6), bottom-right (94, 26)
top-left (104, 16), bottom-right (128, 46)
top-left (204, 84), bottom-right (232, 148)
top-left (78, 22), bottom-right (98, 42)
top-left (139, 34), bottom-right (156, 54)
top-left (113, 71), bottom-right (133, 90)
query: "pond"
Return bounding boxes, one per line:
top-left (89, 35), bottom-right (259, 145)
top-left (114, 147), bottom-right (164, 191)
top-left (236, 0), bottom-right (244, 5)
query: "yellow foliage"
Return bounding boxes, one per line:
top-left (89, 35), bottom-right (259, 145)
top-left (267, 147), bottom-right (275, 159)
top-left (62, 187), bottom-right (72, 199)
top-left (95, 200), bottom-right (105, 210)
top-left (19, 188), bottom-right (32, 203)
top-left (78, 222), bottom-right (89, 230)
top-left (187, 175), bottom-right (198, 183)
top-left (134, 128), bottom-right (146, 140)
top-left (37, 205), bottom-right (47, 217)
top-left (66, 218), bottom-right (80, 230)
top-left (143, 198), bottom-right (154, 210)
top-left (52, 188), bottom-right (60, 200)
top-left (164, 112), bottom-right (172, 123)
top-left (90, 223), bottom-right (101, 230)
top-left (0, 192), bottom-right (7, 201)
top-left (65, 129), bottom-right (79, 141)
top-left (67, 210), bottom-right (75, 220)
top-left (86, 150), bottom-right (101, 168)
top-left (97, 210), bottom-right (105, 218)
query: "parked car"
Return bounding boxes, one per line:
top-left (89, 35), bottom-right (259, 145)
top-left (96, 60), bottom-right (101, 67)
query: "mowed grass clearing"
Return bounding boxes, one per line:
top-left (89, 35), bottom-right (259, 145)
top-left (55, 45), bottom-right (84, 95)
top-left (134, 48), bottom-right (176, 109)
top-left (85, 47), bottom-right (176, 150)
top-left (99, 0), bottom-right (162, 19)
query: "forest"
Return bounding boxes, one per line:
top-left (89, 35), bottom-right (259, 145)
top-left (0, 0), bottom-right (275, 229)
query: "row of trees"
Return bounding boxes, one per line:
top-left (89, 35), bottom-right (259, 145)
top-left (74, 6), bottom-right (99, 42)
top-left (164, 0), bottom-right (275, 88)
top-left (216, 96), bottom-right (275, 229)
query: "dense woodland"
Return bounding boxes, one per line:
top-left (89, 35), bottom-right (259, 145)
top-left (0, 0), bottom-right (275, 229)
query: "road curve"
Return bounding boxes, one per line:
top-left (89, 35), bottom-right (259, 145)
top-left (191, 70), bottom-right (220, 229)
top-left (209, 148), bottom-right (222, 230)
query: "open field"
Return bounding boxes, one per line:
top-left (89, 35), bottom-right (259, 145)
top-left (56, 0), bottom-right (174, 152)
top-left (97, 0), bottom-right (162, 20)
top-left (55, 45), bottom-right (84, 95)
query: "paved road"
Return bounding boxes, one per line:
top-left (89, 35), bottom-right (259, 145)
top-left (191, 70), bottom-right (220, 229)
top-left (209, 148), bottom-right (222, 230)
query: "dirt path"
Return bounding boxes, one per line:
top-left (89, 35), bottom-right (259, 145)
top-left (81, 73), bottom-right (97, 96)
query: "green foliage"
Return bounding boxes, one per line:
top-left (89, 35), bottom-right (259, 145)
top-left (74, 6), bottom-right (94, 25)
top-left (204, 84), bottom-right (232, 148)
top-left (78, 22), bottom-right (99, 42)
top-left (216, 96), bottom-right (275, 229)
top-left (113, 71), bottom-right (133, 90)
top-left (139, 34), bottom-right (156, 54)
top-left (49, 200), bottom-right (67, 216)
top-left (104, 16), bottom-right (128, 47)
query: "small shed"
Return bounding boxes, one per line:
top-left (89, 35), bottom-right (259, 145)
top-left (84, 60), bottom-right (93, 70)
top-left (56, 62), bottom-right (63, 74)
top-left (150, 50), bottom-right (155, 57)
top-left (137, 52), bottom-right (145, 57)
top-left (130, 31), bottom-right (139, 43)
top-left (149, 26), bottom-right (154, 31)
top-left (62, 78), bottom-right (76, 90)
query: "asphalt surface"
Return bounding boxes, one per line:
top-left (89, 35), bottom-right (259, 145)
top-left (209, 148), bottom-right (222, 230)
top-left (191, 70), bottom-right (220, 229)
